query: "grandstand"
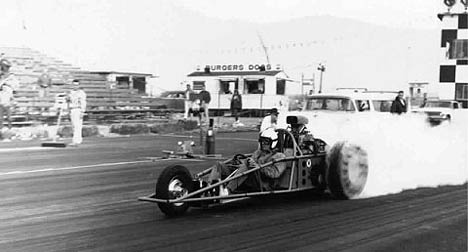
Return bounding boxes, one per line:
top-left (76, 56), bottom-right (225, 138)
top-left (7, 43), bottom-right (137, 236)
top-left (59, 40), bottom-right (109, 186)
top-left (0, 47), bottom-right (182, 125)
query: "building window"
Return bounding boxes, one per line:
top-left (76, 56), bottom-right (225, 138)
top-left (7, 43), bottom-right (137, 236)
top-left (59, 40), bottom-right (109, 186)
top-left (449, 39), bottom-right (468, 60)
top-left (276, 79), bottom-right (285, 95)
top-left (116, 76), bottom-right (130, 89)
top-left (455, 83), bottom-right (468, 100)
top-left (244, 79), bottom-right (265, 94)
top-left (219, 79), bottom-right (237, 94)
top-left (193, 81), bottom-right (205, 91)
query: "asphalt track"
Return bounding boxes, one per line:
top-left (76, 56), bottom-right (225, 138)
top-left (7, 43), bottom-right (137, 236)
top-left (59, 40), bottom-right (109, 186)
top-left (0, 132), bottom-right (466, 251)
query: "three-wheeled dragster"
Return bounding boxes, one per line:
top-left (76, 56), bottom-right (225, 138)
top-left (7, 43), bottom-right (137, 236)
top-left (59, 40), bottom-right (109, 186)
top-left (139, 115), bottom-right (369, 217)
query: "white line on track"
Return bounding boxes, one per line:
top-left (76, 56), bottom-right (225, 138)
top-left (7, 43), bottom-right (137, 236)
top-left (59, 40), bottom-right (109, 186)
top-left (157, 134), bottom-right (257, 142)
top-left (0, 146), bottom-right (56, 152)
top-left (0, 158), bottom-right (193, 176)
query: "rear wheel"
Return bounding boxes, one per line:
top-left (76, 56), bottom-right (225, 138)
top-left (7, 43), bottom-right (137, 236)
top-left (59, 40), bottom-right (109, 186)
top-left (326, 141), bottom-right (368, 199)
top-left (156, 165), bottom-right (193, 217)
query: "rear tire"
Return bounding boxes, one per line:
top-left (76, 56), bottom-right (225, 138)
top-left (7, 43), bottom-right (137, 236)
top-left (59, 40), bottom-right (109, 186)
top-left (156, 165), bottom-right (193, 217)
top-left (326, 141), bottom-right (368, 199)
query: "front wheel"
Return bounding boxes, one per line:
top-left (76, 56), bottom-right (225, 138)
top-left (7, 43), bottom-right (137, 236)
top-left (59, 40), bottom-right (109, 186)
top-left (326, 141), bottom-right (368, 199)
top-left (155, 165), bottom-right (194, 217)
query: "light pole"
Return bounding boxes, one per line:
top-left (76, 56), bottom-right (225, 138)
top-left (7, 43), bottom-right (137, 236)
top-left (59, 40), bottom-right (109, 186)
top-left (317, 63), bottom-right (326, 93)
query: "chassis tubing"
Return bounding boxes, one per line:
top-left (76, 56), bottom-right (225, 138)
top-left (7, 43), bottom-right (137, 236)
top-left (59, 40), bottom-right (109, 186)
top-left (139, 187), bottom-right (315, 203)
top-left (139, 153), bottom-right (326, 204)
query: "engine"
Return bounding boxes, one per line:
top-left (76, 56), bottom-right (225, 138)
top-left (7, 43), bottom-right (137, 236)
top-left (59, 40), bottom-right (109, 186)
top-left (286, 115), bottom-right (327, 154)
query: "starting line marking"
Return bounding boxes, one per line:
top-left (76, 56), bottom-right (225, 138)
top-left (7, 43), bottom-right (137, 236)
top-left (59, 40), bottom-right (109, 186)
top-left (0, 159), bottom-right (190, 176)
top-left (0, 146), bottom-right (57, 152)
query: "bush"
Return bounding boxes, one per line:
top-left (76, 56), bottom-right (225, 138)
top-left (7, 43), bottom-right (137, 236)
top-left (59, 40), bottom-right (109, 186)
top-left (58, 125), bottom-right (100, 137)
top-left (149, 120), bottom-right (198, 134)
top-left (109, 123), bottom-right (150, 135)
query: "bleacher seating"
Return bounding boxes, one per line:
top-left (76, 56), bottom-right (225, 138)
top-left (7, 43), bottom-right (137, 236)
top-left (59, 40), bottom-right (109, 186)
top-left (0, 47), bottom-right (183, 124)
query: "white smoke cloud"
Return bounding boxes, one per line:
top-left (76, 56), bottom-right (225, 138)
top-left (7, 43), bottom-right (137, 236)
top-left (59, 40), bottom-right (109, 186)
top-left (281, 111), bottom-right (468, 197)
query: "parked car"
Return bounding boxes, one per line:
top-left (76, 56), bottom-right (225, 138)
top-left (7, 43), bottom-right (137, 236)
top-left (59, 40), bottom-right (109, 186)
top-left (301, 92), bottom-right (396, 113)
top-left (412, 100), bottom-right (463, 125)
top-left (276, 91), bottom-right (400, 143)
top-left (159, 91), bottom-right (186, 99)
top-left (146, 91), bottom-right (186, 110)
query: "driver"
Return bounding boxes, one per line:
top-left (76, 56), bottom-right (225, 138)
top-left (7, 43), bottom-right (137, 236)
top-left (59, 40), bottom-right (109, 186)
top-left (208, 128), bottom-right (287, 194)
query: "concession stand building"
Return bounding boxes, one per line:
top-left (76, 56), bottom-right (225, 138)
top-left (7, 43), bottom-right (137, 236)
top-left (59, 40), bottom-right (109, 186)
top-left (187, 64), bottom-right (301, 114)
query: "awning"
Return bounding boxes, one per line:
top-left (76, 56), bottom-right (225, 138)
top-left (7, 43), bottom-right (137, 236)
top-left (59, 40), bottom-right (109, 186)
top-left (276, 77), bottom-right (296, 82)
top-left (243, 77), bottom-right (265, 81)
top-left (217, 77), bottom-right (239, 81)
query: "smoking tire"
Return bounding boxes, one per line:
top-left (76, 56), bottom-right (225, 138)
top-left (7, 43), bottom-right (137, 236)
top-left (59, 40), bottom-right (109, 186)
top-left (155, 165), bottom-right (194, 217)
top-left (326, 141), bottom-right (368, 199)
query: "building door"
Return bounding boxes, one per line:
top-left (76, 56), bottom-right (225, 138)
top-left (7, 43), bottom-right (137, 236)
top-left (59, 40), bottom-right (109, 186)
top-left (132, 77), bottom-right (146, 94)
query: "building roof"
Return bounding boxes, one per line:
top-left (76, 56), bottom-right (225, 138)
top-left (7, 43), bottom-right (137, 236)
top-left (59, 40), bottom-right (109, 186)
top-left (187, 70), bottom-right (283, 77)
top-left (91, 71), bottom-right (155, 77)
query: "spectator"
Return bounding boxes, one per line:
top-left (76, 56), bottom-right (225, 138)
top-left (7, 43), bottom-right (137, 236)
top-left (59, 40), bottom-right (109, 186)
top-left (183, 84), bottom-right (193, 120)
top-left (390, 91), bottom-right (407, 114)
top-left (420, 96), bottom-right (428, 108)
top-left (67, 79), bottom-right (87, 146)
top-left (208, 128), bottom-right (287, 194)
top-left (230, 89), bottom-right (242, 124)
top-left (0, 58), bottom-right (19, 133)
top-left (37, 69), bottom-right (51, 98)
top-left (199, 85), bottom-right (211, 123)
top-left (260, 108), bottom-right (279, 132)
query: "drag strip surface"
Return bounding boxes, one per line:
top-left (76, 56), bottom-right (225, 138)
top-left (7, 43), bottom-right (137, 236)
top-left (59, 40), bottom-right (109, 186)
top-left (0, 133), bottom-right (466, 251)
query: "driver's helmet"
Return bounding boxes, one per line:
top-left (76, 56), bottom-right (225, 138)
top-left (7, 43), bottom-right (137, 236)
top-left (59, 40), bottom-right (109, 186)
top-left (259, 127), bottom-right (278, 149)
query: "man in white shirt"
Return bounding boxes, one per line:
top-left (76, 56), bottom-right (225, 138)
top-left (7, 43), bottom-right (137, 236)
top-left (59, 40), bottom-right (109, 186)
top-left (68, 79), bottom-right (87, 146)
top-left (260, 108), bottom-right (279, 132)
top-left (0, 59), bottom-right (19, 133)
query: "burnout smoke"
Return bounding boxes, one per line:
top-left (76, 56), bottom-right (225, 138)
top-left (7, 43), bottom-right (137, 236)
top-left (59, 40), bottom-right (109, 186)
top-left (298, 112), bottom-right (468, 198)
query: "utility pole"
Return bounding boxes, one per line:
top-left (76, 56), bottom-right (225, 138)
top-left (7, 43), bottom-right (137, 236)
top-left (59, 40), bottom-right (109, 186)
top-left (317, 63), bottom-right (326, 93)
top-left (257, 31), bottom-right (271, 65)
top-left (301, 73), bottom-right (304, 97)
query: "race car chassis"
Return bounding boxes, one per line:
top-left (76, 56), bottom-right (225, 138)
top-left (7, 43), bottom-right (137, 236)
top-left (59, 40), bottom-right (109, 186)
top-left (138, 153), bottom-right (326, 204)
top-left (139, 115), bottom-right (369, 216)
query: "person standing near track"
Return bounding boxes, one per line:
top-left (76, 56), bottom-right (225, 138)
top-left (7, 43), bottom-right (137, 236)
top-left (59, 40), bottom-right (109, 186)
top-left (67, 79), bottom-right (87, 146)
top-left (183, 84), bottom-right (193, 120)
top-left (260, 108), bottom-right (279, 132)
top-left (390, 90), bottom-right (407, 115)
top-left (230, 89), bottom-right (242, 124)
top-left (199, 84), bottom-right (211, 123)
top-left (0, 58), bottom-right (19, 134)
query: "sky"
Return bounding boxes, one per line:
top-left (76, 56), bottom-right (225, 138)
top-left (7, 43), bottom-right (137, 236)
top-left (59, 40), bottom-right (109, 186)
top-left (0, 0), bottom-right (459, 92)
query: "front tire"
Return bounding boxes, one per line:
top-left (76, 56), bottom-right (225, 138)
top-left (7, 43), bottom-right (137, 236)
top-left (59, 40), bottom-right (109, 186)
top-left (156, 165), bottom-right (193, 217)
top-left (326, 141), bottom-right (368, 199)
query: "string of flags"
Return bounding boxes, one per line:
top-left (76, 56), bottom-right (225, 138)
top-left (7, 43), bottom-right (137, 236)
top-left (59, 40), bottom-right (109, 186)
top-left (194, 37), bottom-right (344, 55)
